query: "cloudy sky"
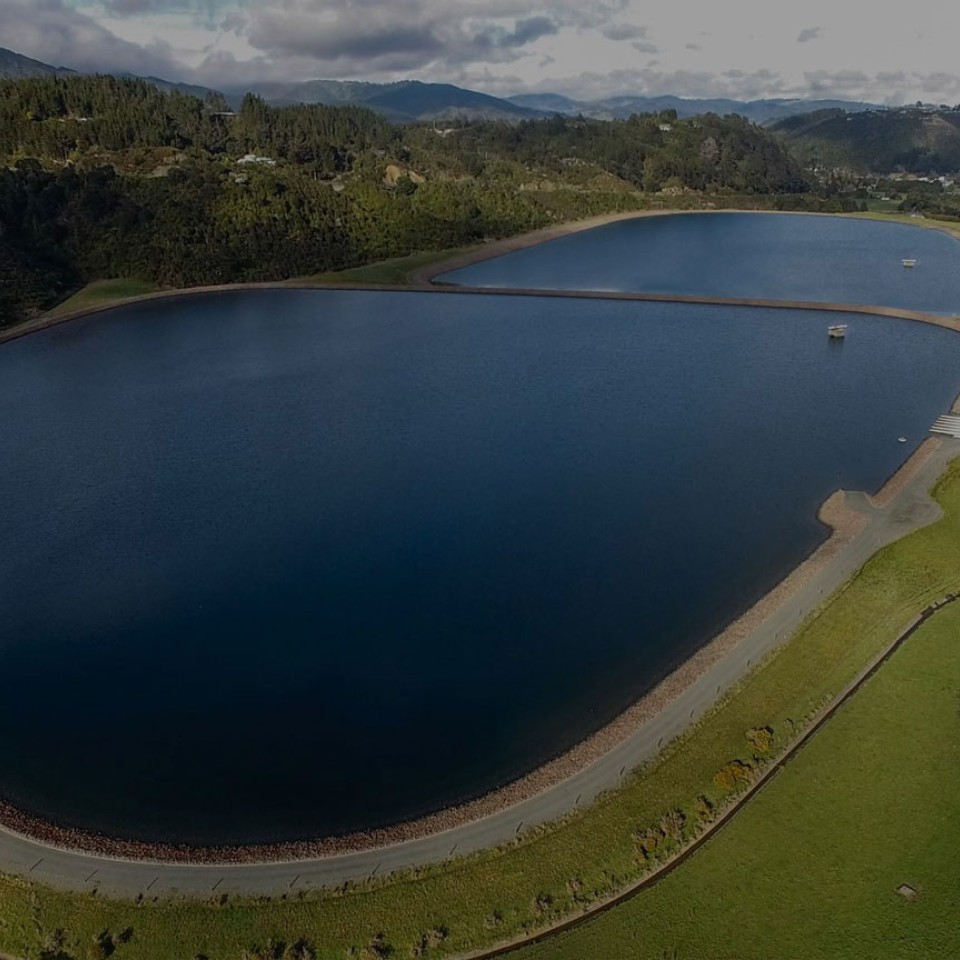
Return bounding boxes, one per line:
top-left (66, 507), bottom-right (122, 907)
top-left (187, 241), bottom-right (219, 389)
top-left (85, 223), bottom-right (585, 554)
top-left (5, 0), bottom-right (960, 103)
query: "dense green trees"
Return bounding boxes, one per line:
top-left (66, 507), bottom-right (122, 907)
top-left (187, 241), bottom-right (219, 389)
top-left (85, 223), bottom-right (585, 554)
top-left (0, 75), bottom-right (815, 325)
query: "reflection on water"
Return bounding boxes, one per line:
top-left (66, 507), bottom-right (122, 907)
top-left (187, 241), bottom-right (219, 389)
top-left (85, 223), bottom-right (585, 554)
top-left (0, 288), bottom-right (958, 844)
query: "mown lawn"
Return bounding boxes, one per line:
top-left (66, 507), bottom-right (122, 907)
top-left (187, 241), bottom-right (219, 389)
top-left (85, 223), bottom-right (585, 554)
top-left (520, 594), bottom-right (960, 960)
top-left (300, 247), bottom-right (479, 286)
top-left (850, 211), bottom-right (960, 242)
top-left (1, 461), bottom-right (959, 960)
top-left (47, 280), bottom-right (160, 318)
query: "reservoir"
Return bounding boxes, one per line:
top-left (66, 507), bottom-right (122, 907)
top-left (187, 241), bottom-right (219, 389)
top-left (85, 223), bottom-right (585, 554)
top-left (1, 288), bottom-right (958, 845)
top-left (437, 213), bottom-right (960, 314)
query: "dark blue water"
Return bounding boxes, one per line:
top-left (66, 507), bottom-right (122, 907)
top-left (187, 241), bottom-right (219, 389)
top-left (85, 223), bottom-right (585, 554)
top-left (1, 289), bottom-right (958, 845)
top-left (438, 213), bottom-right (960, 313)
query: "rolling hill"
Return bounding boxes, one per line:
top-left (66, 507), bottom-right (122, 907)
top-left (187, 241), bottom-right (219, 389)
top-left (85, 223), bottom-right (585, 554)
top-left (235, 79), bottom-right (544, 121)
top-left (508, 93), bottom-right (882, 124)
top-left (0, 46), bottom-right (74, 78)
top-left (0, 44), bottom-right (881, 128)
top-left (772, 107), bottom-right (960, 173)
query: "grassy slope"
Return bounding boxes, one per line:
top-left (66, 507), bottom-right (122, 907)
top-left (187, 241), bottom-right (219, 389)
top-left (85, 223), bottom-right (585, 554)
top-left (47, 280), bottom-right (160, 318)
top-left (300, 247), bottom-right (479, 285)
top-left (520, 598), bottom-right (960, 960)
top-left (849, 211), bottom-right (960, 242)
top-left (0, 461), bottom-right (958, 960)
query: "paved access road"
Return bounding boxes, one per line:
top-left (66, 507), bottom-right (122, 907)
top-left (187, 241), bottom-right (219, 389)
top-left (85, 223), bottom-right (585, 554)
top-left (2, 435), bottom-right (956, 898)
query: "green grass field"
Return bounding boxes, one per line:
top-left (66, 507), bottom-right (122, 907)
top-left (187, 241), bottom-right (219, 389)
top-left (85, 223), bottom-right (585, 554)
top-left (301, 247), bottom-right (478, 286)
top-left (860, 199), bottom-right (903, 214)
top-left (519, 598), bottom-right (960, 960)
top-left (850, 211), bottom-right (960, 242)
top-left (47, 280), bottom-right (161, 318)
top-left (0, 460), bottom-right (958, 960)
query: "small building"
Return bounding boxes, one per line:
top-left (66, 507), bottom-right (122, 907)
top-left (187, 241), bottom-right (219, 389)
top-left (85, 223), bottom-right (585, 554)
top-left (236, 153), bottom-right (277, 167)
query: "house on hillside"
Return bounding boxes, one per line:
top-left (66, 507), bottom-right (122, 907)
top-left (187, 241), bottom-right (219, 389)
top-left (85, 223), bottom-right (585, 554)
top-left (236, 153), bottom-right (277, 167)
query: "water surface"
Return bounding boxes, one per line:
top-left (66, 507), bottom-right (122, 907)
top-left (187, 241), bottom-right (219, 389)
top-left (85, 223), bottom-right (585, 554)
top-left (0, 289), bottom-right (957, 844)
top-left (438, 213), bottom-right (960, 313)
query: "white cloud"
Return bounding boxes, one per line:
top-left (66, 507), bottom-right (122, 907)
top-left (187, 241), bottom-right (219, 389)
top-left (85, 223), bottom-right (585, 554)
top-left (0, 0), bottom-right (182, 76)
top-left (5, 0), bottom-right (960, 104)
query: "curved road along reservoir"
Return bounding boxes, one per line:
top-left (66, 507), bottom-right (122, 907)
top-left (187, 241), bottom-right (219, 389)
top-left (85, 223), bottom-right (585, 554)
top-left (0, 291), bottom-right (959, 894)
top-left (0, 435), bottom-right (957, 896)
top-left (0, 210), bottom-right (957, 894)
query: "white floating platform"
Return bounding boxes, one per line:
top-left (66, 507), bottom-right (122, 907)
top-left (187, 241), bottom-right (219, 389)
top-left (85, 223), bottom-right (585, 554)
top-left (930, 415), bottom-right (960, 438)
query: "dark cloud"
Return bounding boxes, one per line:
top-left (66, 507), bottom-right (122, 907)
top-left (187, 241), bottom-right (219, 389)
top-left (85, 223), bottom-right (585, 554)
top-left (601, 23), bottom-right (648, 41)
top-left (219, 12), bottom-right (247, 35)
top-left (100, 0), bottom-right (220, 18)
top-left (527, 66), bottom-right (793, 102)
top-left (472, 16), bottom-right (559, 53)
top-left (7, 0), bottom-right (960, 107)
top-left (804, 69), bottom-right (870, 93)
top-left (508, 16), bottom-right (558, 46)
top-left (918, 72), bottom-right (960, 97)
top-left (0, 0), bottom-right (181, 77)
top-left (102, 0), bottom-right (173, 13)
top-left (245, 0), bottom-right (624, 74)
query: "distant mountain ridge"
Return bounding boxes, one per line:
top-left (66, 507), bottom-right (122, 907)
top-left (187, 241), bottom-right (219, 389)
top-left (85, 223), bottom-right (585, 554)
top-left (508, 93), bottom-right (883, 125)
top-left (0, 46), bottom-right (217, 101)
top-left (230, 79), bottom-right (546, 122)
top-left (0, 44), bottom-right (882, 126)
top-left (0, 46), bottom-right (74, 79)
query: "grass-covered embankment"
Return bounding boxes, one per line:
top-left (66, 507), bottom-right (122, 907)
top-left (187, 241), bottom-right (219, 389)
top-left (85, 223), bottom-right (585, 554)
top-left (850, 210), bottom-right (960, 243)
top-left (48, 280), bottom-right (161, 318)
top-left (1, 458), bottom-right (959, 960)
top-left (520, 587), bottom-right (960, 959)
top-left (300, 247), bottom-right (479, 286)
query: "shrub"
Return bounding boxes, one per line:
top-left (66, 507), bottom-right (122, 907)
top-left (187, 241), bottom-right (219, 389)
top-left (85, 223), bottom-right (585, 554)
top-left (713, 759), bottom-right (753, 792)
top-left (87, 932), bottom-right (115, 960)
top-left (284, 941), bottom-right (316, 960)
top-left (694, 795), bottom-right (715, 822)
top-left (531, 892), bottom-right (554, 917)
top-left (747, 726), bottom-right (775, 754)
top-left (411, 928), bottom-right (447, 957)
top-left (634, 826), bottom-right (665, 859)
top-left (659, 809), bottom-right (687, 841)
top-left (359, 934), bottom-right (393, 960)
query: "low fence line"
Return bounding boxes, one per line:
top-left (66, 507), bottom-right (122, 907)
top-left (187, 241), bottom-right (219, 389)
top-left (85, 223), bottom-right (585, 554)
top-left (456, 591), bottom-right (959, 960)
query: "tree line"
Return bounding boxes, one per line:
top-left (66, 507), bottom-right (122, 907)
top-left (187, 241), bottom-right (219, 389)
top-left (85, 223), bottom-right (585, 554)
top-left (0, 75), bottom-right (817, 325)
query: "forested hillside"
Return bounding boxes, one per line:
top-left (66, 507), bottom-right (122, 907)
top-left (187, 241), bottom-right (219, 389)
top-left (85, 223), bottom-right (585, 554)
top-left (1, 75), bottom-right (816, 325)
top-left (773, 107), bottom-right (960, 173)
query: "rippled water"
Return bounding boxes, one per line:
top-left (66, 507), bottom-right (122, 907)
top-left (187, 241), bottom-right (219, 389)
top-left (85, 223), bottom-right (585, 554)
top-left (437, 213), bottom-right (960, 314)
top-left (0, 288), bottom-right (958, 844)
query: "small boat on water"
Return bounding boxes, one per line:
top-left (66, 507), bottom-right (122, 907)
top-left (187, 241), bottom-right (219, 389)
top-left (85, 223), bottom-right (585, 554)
top-left (828, 324), bottom-right (847, 339)
top-left (902, 258), bottom-right (918, 268)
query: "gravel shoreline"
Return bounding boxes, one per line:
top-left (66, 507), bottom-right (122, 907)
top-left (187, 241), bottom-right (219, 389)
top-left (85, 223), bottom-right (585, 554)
top-left (0, 441), bottom-right (940, 865)
top-left (1, 211), bottom-right (956, 866)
